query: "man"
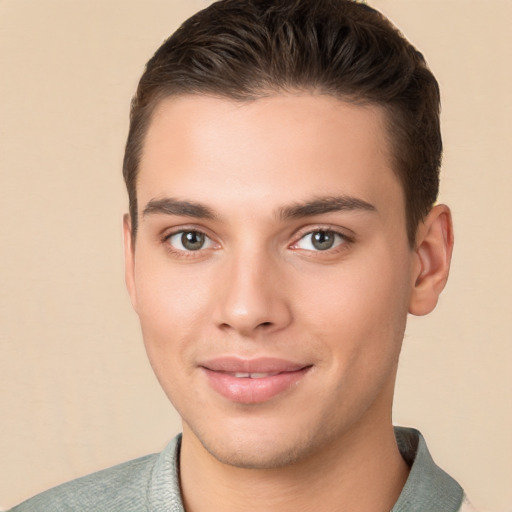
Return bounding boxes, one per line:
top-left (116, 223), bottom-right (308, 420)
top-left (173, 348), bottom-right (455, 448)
top-left (9, 0), bottom-right (475, 510)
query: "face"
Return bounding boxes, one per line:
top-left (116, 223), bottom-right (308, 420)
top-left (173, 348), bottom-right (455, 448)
top-left (125, 94), bottom-right (419, 469)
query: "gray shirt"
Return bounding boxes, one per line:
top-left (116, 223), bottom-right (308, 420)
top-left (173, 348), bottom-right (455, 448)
top-left (9, 427), bottom-right (467, 511)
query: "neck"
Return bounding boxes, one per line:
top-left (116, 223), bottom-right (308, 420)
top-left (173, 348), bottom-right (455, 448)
top-left (179, 415), bottom-right (409, 512)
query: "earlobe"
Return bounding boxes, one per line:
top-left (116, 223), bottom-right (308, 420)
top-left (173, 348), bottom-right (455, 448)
top-left (408, 204), bottom-right (454, 316)
top-left (123, 214), bottom-right (138, 312)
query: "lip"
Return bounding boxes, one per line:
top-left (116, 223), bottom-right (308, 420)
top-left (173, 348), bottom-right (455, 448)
top-left (200, 357), bottom-right (311, 404)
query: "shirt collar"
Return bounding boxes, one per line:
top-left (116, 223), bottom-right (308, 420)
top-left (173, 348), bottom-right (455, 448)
top-left (148, 428), bottom-right (463, 512)
top-left (392, 426), bottom-right (463, 512)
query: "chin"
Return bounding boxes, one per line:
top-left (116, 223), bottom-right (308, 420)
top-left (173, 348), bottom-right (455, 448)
top-left (205, 438), bottom-right (312, 470)
top-left (187, 417), bottom-right (324, 470)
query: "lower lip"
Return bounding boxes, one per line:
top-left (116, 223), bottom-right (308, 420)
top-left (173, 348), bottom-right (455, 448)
top-left (203, 367), bottom-right (310, 404)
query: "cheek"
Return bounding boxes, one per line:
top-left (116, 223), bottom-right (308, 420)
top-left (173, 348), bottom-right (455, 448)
top-left (293, 259), bottom-right (410, 419)
top-left (133, 264), bottom-right (210, 406)
top-left (133, 257), bottom-right (213, 361)
top-left (293, 249), bottom-right (411, 362)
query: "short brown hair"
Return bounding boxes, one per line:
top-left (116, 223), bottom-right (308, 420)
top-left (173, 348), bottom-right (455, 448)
top-left (123, 0), bottom-right (441, 246)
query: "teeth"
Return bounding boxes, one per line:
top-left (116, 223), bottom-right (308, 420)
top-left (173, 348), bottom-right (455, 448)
top-left (232, 372), bottom-right (278, 379)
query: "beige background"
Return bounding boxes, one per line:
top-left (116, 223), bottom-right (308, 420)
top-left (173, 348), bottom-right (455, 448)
top-left (0, 1), bottom-right (511, 510)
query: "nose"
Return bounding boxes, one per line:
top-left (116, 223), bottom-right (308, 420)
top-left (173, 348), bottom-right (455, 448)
top-left (213, 249), bottom-right (293, 337)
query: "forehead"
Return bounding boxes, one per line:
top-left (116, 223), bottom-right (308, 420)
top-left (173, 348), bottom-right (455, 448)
top-left (137, 93), bottom-right (403, 218)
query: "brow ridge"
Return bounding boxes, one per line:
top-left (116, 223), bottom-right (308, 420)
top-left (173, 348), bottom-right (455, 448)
top-left (142, 198), bottom-right (216, 219)
top-left (279, 195), bottom-right (376, 220)
top-left (142, 195), bottom-right (375, 222)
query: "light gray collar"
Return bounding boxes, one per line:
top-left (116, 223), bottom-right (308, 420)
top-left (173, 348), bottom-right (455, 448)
top-left (148, 427), bottom-right (463, 512)
top-left (392, 426), bottom-right (463, 512)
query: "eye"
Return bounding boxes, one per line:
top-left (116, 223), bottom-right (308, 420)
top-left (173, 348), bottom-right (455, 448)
top-left (294, 230), bottom-right (346, 251)
top-left (166, 230), bottom-right (216, 252)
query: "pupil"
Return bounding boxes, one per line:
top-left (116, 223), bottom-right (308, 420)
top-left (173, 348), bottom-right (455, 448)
top-left (312, 231), bottom-right (334, 250)
top-left (182, 231), bottom-right (205, 251)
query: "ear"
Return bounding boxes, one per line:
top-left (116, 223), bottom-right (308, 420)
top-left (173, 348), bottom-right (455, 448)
top-left (123, 214), bottom-right (138, 312)
top-left (408, 204), bottom-right (454, 316)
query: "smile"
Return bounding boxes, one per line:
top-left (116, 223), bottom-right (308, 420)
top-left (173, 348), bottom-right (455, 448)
top-left (200, 357), bottom-right (311, 404)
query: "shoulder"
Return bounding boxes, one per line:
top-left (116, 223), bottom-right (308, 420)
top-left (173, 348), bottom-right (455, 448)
top-left (8, 452), bottom-right (159, 512)
top-left (8, 435), bottom-right (184, 512)
top-left (459, 495), bottom-right (480, 512)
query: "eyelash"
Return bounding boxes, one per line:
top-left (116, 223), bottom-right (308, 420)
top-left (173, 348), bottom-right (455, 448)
top-left (290, 227), bottom-right (353, 254)
top-left (161, 226), bottom-right (354, 258)
top-left (161, 227), bottom-right (217, 258)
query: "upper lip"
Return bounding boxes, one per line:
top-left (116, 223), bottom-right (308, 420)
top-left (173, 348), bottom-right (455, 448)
top-left (199, 356), bottom-right (309, 374)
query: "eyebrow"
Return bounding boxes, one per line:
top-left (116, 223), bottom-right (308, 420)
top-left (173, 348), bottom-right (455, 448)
top-left (142, 198), bottom-right (216, 219)
top-left (279, 195), bottom-right (376, 220)
top-left (141, 195), bottom-right (376, 222)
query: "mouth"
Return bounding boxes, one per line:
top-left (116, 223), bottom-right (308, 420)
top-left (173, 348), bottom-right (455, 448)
top-left (200, 357), bottom-right (312, 404)
top-left (224, 372), bottom-right (282, 379)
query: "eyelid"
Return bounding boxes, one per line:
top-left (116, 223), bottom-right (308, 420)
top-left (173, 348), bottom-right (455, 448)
top-left (161, 225), bottom-right (220, 255)
top-left (169, 231), bottom-right (216, 250)
top-left (289, 225), bottom-right (354, 252)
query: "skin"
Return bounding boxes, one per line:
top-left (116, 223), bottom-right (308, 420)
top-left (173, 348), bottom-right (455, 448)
top-left (124, 94), bottom-right (453, 512)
